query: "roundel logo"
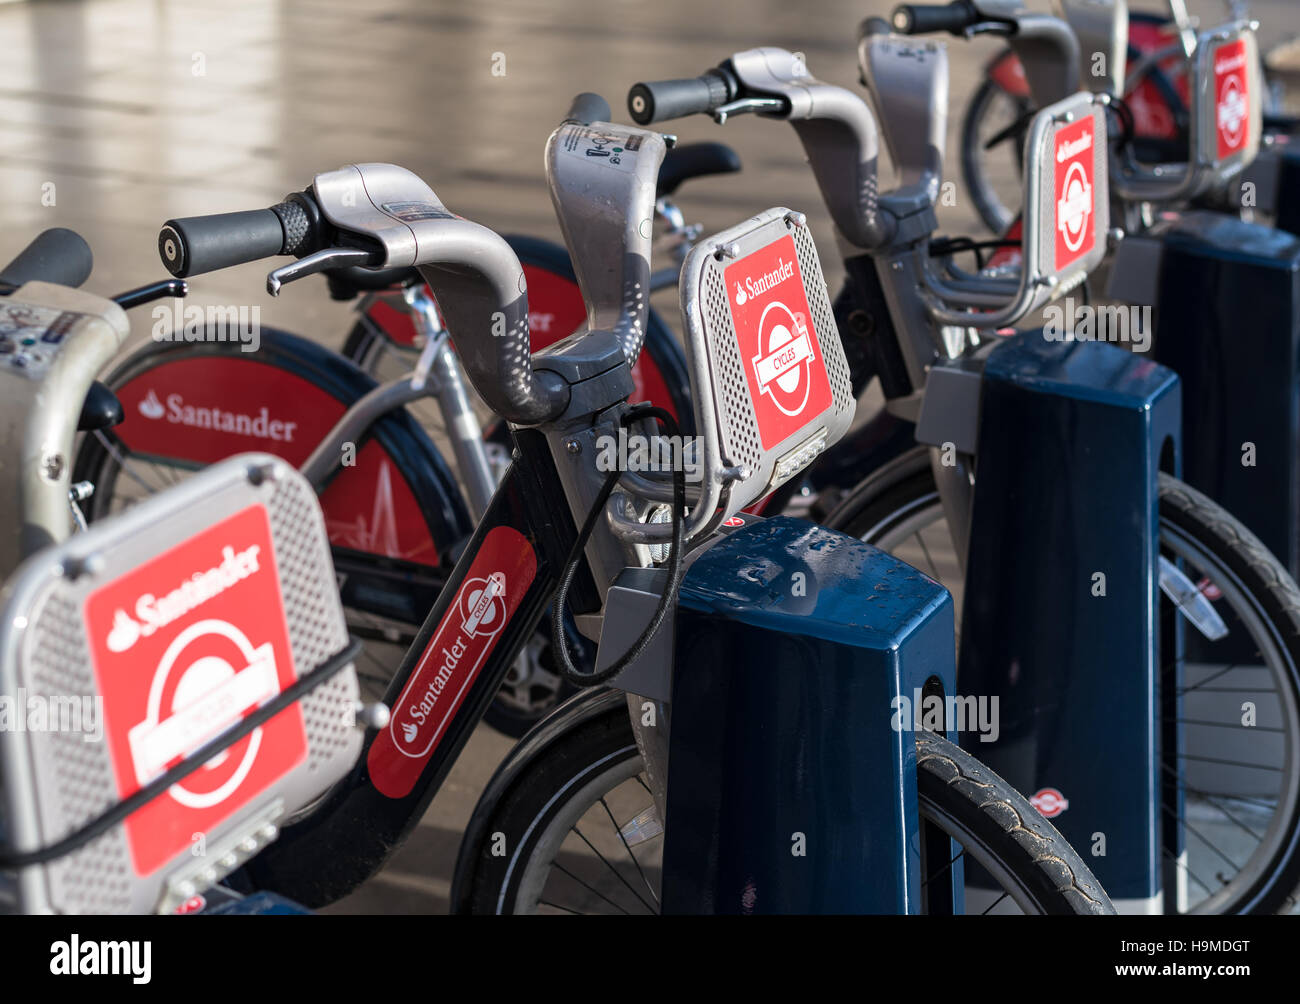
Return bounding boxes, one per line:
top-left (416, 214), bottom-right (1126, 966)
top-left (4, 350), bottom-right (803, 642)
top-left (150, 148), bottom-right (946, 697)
top-left (1218, 75), bottom-right (1246, 148)
top-left (1214, 39), bottom-right (1250, 158)
top-left (1052, 116), bottom-right (1097, 271)
top-left (1029, 787), bottom-right (1070, 819)
top-left (127, 619), bottom-right (282, 810)
top-left (752, 301), bottom-right (816, 418)
top-left (724, 234), bottom-right (832, 450)
top-left (458, 572), bottom-right (507, 639)
top-left (1057, 162), bottom-right (1092, 254)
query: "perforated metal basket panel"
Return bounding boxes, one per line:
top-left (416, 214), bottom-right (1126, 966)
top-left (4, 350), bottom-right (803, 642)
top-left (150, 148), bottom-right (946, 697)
top-left (1028, 95), bottom-right (1110, 298)
top-left (1195, 25), bottom-right (1262, 176)
top-left (682, 208), bottom-right (854, 524)
top-left (0, 454), bottom-right (361, 914)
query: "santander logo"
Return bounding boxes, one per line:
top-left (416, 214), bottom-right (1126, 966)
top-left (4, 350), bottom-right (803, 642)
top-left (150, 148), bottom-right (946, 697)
top-left (136, 388), bottom-right (298, 444)
top-left (366, 525), bottom-right (537, 800)
top-left (391, 570), bottom-right (507, 759)
top-left (106, 543), bottom-right (264, 654)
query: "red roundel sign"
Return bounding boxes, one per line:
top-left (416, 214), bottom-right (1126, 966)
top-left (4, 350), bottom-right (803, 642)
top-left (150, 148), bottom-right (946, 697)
top-left (1214, 39), bottom-right (1250, 159)
top-left (1030, 787), bottom-right (1070, 819)
top-left (725, 234), bottom-right (831, 450)
top-left (1053, 116), bottom-right (1096, 272)
top-left (84, 504), bottom-right (306, 877)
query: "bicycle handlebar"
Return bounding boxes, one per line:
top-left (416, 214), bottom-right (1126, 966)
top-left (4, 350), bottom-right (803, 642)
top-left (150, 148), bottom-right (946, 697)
top-left (0, 228), bottom-right (93, 289)
top-left (890, 1), bottom-right (980, 36)
top-left (564, 91), bottom-right (613, 125)
top-left (627, 69), bottom-right (737, 126)
top-left (158, 195), bottom-right (325, 278)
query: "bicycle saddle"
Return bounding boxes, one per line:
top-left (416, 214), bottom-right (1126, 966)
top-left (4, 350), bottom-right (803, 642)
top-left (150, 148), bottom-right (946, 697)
top-left (656, 140), bottom-right (742, 195)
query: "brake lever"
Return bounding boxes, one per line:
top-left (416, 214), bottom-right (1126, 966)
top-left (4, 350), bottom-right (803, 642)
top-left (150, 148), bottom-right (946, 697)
top-left (112, 279), bottom-right (188, 310)
top-left (712, 96), bottom-right (787, 124)
top-left (267, 246), bottom-right (383, 296)
top-left (962, 21), bottom-right (1015, 38)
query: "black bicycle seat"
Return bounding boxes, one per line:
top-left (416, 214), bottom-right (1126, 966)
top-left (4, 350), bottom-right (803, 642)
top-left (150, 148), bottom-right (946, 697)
top-left (326, 264), bottom-right (422, 301)
top-left (656, 141), bottom-right (742, 196)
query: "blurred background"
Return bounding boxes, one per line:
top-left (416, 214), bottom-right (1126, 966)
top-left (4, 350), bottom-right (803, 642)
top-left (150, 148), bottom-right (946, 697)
top-left (0, 0), bottom-right (1296, 912)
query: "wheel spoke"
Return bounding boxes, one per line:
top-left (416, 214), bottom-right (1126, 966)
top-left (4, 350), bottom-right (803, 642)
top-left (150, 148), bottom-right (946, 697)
top-left (570, 824), bottom-right (657, 914)
top-left (598, 796), bottom-right (659, 907)
top-left (548, 859), bottom-right (633, 916)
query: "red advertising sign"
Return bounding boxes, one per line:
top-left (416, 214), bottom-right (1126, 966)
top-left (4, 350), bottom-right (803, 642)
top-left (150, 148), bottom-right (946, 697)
top-left (83, 504), bottom-right (306, 877)
top-left (1214, 38), bottom-right (1250, 159)
top-left (1053, 116), bottom-right (1097, 272)
top-left (724, 234), bottom-right (831, 450)
top-left (368, 526), bottom-right (537, 799)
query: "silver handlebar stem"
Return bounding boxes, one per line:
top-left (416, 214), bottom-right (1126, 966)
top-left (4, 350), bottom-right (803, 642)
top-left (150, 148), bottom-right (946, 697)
top-left (310, 163), bottom-right (569, 427)
top-left (727, 48), bottom-right (894, 250)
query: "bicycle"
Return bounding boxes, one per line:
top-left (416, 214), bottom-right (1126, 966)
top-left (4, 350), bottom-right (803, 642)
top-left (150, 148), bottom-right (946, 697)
top-left (144, 97), bottom-right (1114, 915)
top-left (528, 29), bottom-right (1300, 915)
top-left (0, 229), bottom-right (368, 914)
top-left (69, 146), bottom-right (748, 740)
top-left (73, 16), bottom-right (1300, 913)
top-left (955, 0), bottom-right (1292, 234)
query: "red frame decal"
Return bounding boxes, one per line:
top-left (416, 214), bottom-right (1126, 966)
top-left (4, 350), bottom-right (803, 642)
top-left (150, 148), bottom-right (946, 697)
top-left (1214, 39), bottom-right (1250, 159)
top-left (1053, 116), bottom-right (1097, 272)
top-left (84, 504), bottom-right (306, 877)
top-left (724, 234), bottom-right (831, 450)
top-left (367, 525), bottom-right (537, 798)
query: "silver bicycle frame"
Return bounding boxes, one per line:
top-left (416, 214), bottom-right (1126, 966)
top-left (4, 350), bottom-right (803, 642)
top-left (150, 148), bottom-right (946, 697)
top-left (0, 283), bottom-right (130, 575)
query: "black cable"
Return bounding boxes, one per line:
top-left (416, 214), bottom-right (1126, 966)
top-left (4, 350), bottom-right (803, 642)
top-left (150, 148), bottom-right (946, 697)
top-left (1107, 95), bottom-right (1137, 155)
top-left (0, 637), bottom-right (362, 869)
top-left (930, 235), bottom-right (1023, 272)
top-left (551, 405), bottom-right (687, 687)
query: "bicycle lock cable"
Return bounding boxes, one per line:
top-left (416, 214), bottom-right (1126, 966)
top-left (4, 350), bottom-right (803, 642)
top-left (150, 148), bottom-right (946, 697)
top-left (551, 404), bottom-right (687, 688)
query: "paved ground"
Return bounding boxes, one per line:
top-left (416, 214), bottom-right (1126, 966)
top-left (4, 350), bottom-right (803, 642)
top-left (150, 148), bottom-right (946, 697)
top-left (0, 0), bottom-right (1297, 913)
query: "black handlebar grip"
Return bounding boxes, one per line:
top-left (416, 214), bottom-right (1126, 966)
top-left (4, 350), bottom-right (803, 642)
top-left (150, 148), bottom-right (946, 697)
top-left (627, 70), bottom-right (735, 125)
top-left (0, 228), bottom-right (93, 289)
top-left (564, 92), bottom-right (612, 125)
top-left (890, 1), bottom-right (979, 35)
top-left (158, 208), bottom-right (285, 278)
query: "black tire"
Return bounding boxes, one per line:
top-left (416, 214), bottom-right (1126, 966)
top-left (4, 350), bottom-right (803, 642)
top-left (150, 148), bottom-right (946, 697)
top-left (460, 710), bottom-right (1113, 915)
top-left (960, 76), bottom-right (1032, 236)
top-left (825, 451), bottom-right (1300, 915)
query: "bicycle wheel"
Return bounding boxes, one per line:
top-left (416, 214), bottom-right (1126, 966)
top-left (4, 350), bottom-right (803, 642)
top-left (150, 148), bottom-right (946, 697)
top-left (457, 709), bottom-right (1112, 915)
top-left (825, 451), bottom-right (1300, 914)
top-left (71, 326), bottom-right (472, 700)
top-left (960, 74), bottom-right (1032, 235)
